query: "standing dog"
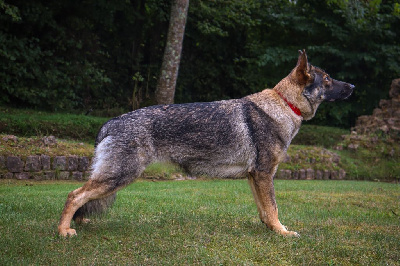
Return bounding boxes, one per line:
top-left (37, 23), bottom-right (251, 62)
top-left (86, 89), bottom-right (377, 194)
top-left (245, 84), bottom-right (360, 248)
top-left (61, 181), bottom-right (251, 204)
top-left (58, 50), bottom-right (354, 237)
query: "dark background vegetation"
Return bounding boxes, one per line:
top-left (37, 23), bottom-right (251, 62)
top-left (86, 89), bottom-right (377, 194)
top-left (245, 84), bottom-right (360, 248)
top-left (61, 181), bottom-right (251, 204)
top-left (1, 0), bottom-right (400, 127)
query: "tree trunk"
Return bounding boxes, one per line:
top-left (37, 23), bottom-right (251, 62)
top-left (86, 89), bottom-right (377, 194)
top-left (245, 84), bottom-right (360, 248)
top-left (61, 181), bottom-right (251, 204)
top-left (155, 0), bottom-right (189, 105)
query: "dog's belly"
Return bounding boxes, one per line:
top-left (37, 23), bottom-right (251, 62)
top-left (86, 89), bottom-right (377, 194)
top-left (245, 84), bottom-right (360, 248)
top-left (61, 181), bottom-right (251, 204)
top-left (171, 145), bottom-right (256, 178)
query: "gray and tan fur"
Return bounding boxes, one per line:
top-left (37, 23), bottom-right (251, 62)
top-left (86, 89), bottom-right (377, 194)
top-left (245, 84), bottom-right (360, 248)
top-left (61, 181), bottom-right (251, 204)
top-left (59, 50), bottom-right (354, 237)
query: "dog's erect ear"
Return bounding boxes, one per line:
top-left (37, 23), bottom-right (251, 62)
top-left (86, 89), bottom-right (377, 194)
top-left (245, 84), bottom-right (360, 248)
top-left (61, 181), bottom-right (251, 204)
top-left (294, 49), bottom-right (311, 85)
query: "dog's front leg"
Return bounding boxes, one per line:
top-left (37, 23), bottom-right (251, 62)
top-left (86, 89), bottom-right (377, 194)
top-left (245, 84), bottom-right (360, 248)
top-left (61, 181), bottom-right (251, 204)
top-left (248, 171), bottom-right (299, 237)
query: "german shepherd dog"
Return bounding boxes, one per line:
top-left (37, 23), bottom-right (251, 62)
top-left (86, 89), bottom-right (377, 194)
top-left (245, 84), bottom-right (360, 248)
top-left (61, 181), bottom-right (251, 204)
top-left (58, 50), bottom-right (354, 237)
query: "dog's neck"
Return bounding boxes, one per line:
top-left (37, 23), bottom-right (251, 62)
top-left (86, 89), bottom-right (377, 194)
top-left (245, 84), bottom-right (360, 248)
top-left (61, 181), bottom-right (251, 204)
top-left (275, 91), bottom-right (302, 117)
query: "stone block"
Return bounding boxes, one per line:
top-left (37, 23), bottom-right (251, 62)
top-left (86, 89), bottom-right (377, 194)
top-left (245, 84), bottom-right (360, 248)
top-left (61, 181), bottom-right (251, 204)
top-left (43, 171), bottom-right (56, 180)
top-left (32, 172), bottom-right (43, 180)
top-left (41, 155), bottom-right (51, 170)
top-left (306, 168), bottom-right (314, 180)
top-left (323, 170), bottom-right (330, 180)
top-left (15, 172), bottom-right (30, 180)
top-left (25, 156), bottom-right (41, 172)
top-left (72, 171), bottom-right (83, 181)
top-left (67, 156), bottom-right (79, 171)
top-left (53, 156), bottom-right (67, 170)
top-left (7, 156), bottom-right (24, 172)
top-left (0, 156), bottom-right (5, 169)
top-left (3, 172), bottom-right (14, 179)
top-left (292, 171), bottom-right (299, 180)
top-left (299, 169), bottom-right (306, 180)
top-left (78, 157), bottom-right (90, 171)
top-left (58, 171), bottom-right (70, 180)
top-left (315, 170), bottom-right (323, 180)
top-left (331, 170), bottom-right (338, 180)
top-left (389, 78), bottom-right (400, 98)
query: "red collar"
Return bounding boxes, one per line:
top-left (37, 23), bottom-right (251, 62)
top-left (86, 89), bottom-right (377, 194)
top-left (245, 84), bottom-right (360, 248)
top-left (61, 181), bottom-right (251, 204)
top-left (276, 91), bottom-right (302, 117)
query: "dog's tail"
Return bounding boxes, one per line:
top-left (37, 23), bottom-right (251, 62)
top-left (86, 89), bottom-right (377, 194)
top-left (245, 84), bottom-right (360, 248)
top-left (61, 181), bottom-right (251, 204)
top-left (73, 193), bottom-right (116, 221)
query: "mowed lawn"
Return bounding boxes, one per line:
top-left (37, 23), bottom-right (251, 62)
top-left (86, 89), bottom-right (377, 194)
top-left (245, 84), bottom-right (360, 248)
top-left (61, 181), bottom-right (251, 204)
top-left (0, 179), bottom-right (399, 265)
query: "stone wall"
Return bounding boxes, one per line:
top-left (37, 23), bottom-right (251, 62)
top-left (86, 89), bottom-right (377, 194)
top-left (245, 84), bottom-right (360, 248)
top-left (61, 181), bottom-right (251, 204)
top-left (0, 155), bottom-right (92, 180)
top-left (275, 168), bottom-right (346, 180)
top-left (353, 78), bottom-right (400, 139)
top-left (0, 153), bottom-right (346, 181)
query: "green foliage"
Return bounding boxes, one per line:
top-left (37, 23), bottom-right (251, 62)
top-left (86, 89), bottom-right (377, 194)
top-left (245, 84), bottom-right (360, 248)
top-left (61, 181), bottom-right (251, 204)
top-left (0, 134), bottom-right (94, 157)
top-left (0, 107), bottom-right (108, 142)
top-left (292, 124), bottom-right (349, 148)
top-left (1, 0), bottom-right (400, 127)
top-left (0, 0), bottom-right (168, 111)
top-left (0, 179), bottom-right (399, 264)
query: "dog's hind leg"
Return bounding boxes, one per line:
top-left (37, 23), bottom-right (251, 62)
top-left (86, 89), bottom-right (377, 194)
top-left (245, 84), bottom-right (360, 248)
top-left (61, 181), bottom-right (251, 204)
top-left (58, 179), bottom-right (118, 237)
top-left (248, 170), bottom-right (299, 237)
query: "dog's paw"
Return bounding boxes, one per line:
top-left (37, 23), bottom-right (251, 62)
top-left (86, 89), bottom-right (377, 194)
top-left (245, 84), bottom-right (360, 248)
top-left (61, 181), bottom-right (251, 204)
top-left (282, 230), bottom-right (300, 238)
top-left (274, 226), bottom-right (300, 237)
top-left (58, 228), bottom-right (77, 237)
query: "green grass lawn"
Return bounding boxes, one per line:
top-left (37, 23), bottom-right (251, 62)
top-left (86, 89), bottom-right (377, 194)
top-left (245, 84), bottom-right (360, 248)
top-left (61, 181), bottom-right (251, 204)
top-left (0, 179), bottom-right (399, 265)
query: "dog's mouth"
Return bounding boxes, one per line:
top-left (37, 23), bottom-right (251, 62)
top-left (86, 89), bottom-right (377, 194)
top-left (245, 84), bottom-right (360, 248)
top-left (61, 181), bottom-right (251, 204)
top-left (328, 83), bottom-right (355, 102)
top-left (343, 84), bottom-right (355, 100)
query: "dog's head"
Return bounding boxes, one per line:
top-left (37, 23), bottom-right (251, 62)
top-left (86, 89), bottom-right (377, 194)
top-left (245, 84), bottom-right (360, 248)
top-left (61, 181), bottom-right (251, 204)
top-left (282, 50), bottom-right (355, 120)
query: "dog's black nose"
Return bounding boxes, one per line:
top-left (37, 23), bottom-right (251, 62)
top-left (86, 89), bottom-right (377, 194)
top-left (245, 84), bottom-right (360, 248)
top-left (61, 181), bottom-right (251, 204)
top-left (347, 84), bottom-right (355, 90)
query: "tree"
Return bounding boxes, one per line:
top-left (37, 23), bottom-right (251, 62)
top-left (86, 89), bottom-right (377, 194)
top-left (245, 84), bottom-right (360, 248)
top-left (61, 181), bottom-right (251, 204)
top-left (155, 0), bottom-right (189, 105)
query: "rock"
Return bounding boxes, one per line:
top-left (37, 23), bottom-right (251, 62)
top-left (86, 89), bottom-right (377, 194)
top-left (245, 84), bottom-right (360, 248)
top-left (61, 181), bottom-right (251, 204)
top-left (41, 155), bottom-right (51, 170)
top-left (15, 172), bottom-right (30, 180)
top-left (2, 135), bottom-right (18, 142)
top-left (72, 171), bottom-right (83, 181)
top-left (25, 156), bottom-right (41, 172)
top-left (58, 171), bottom-right (70, 180)
top-left (331, 170), bottom-right (338, 180)
top-left (67, 156), bottom-right (78, 171)
top-left (323, 170), bottom-right (330, 180)
top-left (299, 169), bottom-right (306, 180)
top-left (315, 170), bottom-right (323, 180)
top-left (43, 171), bottom-right (55, 180)
top-left (42, 136), bottom-right (57, 146)
top-left (352, 78), bottom-right (400, 139)
top-left (306, 168), bottom-right (314, 180)
top-left (7, 156), bottom-right (24, 172)
top-left (32, 172), bottom-right (43, 180)
top-left (348, 143), bottom-right (359, 150)
top-left (389, 78), bottom-right (400, 98)
top-left (3, 172), bottom-right (14, 179)
top-left (53, 156), bottom-right (67, 170)
top-left (292, 171), bottom-right (299, 180)
top-left (78, 157), bottom-right (90, 171)
top-left (0, 156), bottom-right (5, 169)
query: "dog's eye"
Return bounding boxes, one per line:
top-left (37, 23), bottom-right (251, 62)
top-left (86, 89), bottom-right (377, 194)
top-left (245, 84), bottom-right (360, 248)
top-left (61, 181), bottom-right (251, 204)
top-left (324, 76), bottom-right (330, 82)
